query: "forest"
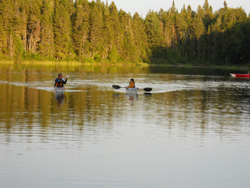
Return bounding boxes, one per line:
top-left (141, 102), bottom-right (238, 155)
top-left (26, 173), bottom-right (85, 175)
top-left (0, 0), bottom-right (250, 65)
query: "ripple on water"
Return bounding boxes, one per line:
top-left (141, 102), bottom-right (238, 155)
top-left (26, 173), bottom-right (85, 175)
top-left (1, 69), bottom-right (250, 188)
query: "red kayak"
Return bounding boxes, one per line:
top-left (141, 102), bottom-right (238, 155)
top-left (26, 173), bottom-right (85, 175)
top-left (230, 73), bottom-right (250, 78)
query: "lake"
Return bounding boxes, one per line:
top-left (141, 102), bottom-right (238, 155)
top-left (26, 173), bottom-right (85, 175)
top-left (0, 62), bottom-right (250, 188)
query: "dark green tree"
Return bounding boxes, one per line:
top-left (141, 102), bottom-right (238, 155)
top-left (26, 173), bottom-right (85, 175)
top-left (0, 0), bottom-right (15, 56)
top-left (89, 1), bottom-right (105, 61)
top-left (132, 12), bottom-right (149, 62)
top-left (26, 0), bottom-right (42, 54)
top-left (53, 0), bottom-right (74, 59)
top-left (72, 0), bottom-right (90, 59)
top-left (118, 10), bottom-right (137, 62)
top-left (145, 10), bottom-right (164, 49)
top-left (38, 0), bottom-right (55, 58)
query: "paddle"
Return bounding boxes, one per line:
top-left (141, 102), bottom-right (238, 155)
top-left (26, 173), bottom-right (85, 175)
top-left (112, 85), bottom-right (152, 92)
top-left (112, 85), bottom-right (123, 89)
top-left (142, 87), bottom-right (152, 92)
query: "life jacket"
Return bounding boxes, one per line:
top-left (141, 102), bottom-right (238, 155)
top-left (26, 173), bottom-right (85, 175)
top-left (55, 78), bottom-right (64, 87)
top-left (128, 82), bottom-right (135, 88)
top-left (55, 82), bottom-right (63, 87)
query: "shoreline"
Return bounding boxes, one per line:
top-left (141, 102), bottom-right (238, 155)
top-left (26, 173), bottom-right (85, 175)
top-left (0, 60), bottom-right (249, 70)
top-left (0, 60), bottom-right (149, 67)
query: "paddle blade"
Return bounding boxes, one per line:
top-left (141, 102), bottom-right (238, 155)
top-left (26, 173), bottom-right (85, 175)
top-left (112, 85), bottom-right (121, 89)
top-left (144, 88), bottom-right (152, 92)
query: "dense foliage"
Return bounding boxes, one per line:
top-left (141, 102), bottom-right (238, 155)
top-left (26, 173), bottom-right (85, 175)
top-left (0, 0), bottom-right (249, 64)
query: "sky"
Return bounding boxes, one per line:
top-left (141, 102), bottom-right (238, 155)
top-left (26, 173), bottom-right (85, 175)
top-left (103, 0), bottom-right (250, 17)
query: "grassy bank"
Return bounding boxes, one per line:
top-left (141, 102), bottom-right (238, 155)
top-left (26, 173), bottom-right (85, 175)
top-left (0, 57), bottom-right (249, 70)
top-left (0, 59), bottom-right (149, 67)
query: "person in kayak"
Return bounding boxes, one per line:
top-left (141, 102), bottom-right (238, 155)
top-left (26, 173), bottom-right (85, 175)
top-left (55, 73), bottom-right (67, 88)
top-left (125, 78), bottom-right (135, 89)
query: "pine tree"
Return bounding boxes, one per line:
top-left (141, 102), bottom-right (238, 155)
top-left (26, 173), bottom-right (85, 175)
top-left (103, 2), bottom-right (113, 60)
top-left (176, 5), bottom-right (189, 57)
top-left (160, 10), bottom-right (173, 47)
top-left (0, 8), bottom-right (5, 55)
top-left (133, 12), bottom-right (149, 62)
top-left (53, 0), bottom-right (74, 59)
top-left (16, 0), bottom-right (29, 56)
top-left (145, 11), bottom-right (164, 46)
top-left (169, 1), bottom-right (178, 52)
top-left (109, 2), bottom-right (120, 47)
top-left (202, 0), bottom-right (214, 30)
top-left (0, 0), bottom-right (15, 56)
top-left (0, 0), bottom-right (250, 64)
top-left (223, 1), bottom-right (228, 10)
top-left (108, 45), bottom-right (118, 63)
top-left (228, 21), bottom-right (250, 64)
top-left (104, 2), bottom-right (120, 61)
top-left (171, 0), bottom-right (176, 14)
top-left (118, 10), bottom-right (136, 62)
top-left (38, 0), bottom-right (54, 58)
top-left (192, 6), bottom-right (206, 60)
top-left (89, 1), bottom-right (105, 60)
top-left (72, 0), bottom-right (90, 59)
top-left (26, 0), bottom-right (42, 53)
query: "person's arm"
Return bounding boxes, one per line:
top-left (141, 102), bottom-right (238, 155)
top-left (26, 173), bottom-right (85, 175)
top-left (125, 82), bottom-right (129, 88)
top-left (63, 78), bottom-right (67, 84)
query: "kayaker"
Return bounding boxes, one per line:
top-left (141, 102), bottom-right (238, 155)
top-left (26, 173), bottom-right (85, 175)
top-left (125, 78), bottom-right (135, 88)
top-left (55, 73), bottom-right (67, 88)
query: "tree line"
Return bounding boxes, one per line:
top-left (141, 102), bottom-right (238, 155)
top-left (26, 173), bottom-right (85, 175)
top-left (0, 0), bottom-right (249, 64)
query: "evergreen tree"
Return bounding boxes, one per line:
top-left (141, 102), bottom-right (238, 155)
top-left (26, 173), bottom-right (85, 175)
top-left (17, 0), bottom-right (29, 55)
top-left (89, 1), bottom-right (105, 61)
top-left (0, 0), bottom-right (15, 56)
top-left (26, 0), bottom-right (42, 53)
top-left (228, 21), bottom-right (250, 64)
top-left (192, 6), bottom-right (206, 60)
top-left (145, 11), bottom-right (164, 46)
top-left (223, 1), bottom-right (228, 10)
top-left (72, 0), bottom-right (90, 59)
top-left (38, 0), bottom-right (55, 58)
top-left (103, 2), bottom-right (114, 60)
top-left (184, 5), bottom-right (196, 60)
top-left (0, 8), bottom-right (5, 55)
top-left (109, 2), bottom-right (120, 47)
top-left (0, 0), bottom-right (249, 64)
top-left (132, 12), bottom-right (149, 62)
top-left (202, 0), bottom-right (214, 30)
top-left (118, 10), bottom-right (137, 62)
top-left (176, 5), bottom-right (187, 53)
top-left (53, 0), bottom-right (74, 59)
top-left (105, 2), bottom-right (120, 61)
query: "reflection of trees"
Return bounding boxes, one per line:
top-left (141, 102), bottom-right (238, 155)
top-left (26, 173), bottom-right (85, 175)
top-left (141, 75), bottom-right (250, 139)
top-left (0, 84), bottom-right (119, 142)
top-left (150, 89), bottom-right (247, 130)
top-left (0, 65), bottom-right (123, 142)
top-left (0, 64), bottom-right (250, 143)
top-left (0, 63), bottom-right (150, 142)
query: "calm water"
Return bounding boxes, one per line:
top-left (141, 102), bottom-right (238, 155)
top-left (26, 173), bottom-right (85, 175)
top-left (0, 63), bottom-right (250, 188)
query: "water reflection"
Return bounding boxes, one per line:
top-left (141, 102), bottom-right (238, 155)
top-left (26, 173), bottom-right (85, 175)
top-left (0, 63), bottom-right (250, 188)
top-left (55, 90), bottom-right (65, 105)
top-left (0, 64), bottom-right (250, 139)
top-left (126, 92), bottom-right (138, 101)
